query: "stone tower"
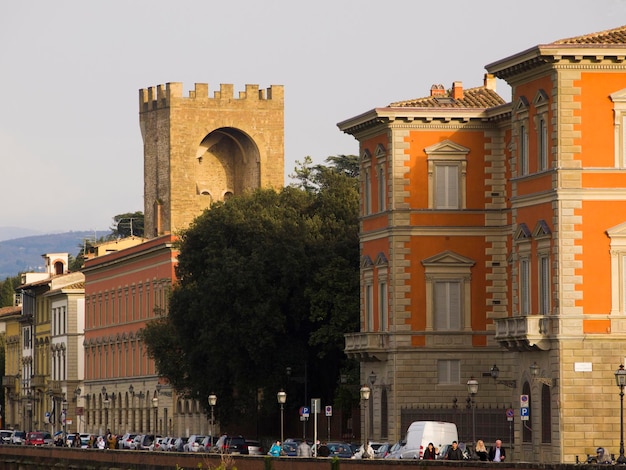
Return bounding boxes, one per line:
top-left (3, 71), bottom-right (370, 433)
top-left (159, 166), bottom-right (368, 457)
top-left (139, 82), bottom-right (284, 237)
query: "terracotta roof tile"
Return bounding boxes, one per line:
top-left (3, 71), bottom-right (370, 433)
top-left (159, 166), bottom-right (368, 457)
top-left (0, 305), bottom-right (21, 317)
top-left (389, 86), bottom-right (506, 109)
top-left (552, 24), bottom-right (626, 45)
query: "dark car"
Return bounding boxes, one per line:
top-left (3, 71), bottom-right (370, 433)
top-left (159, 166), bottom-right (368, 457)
top-left (282, 441), bottom-right (298, 456)
top-left (326, 442), bottom-right (353, 458)
top-left (213, 434), bottom-right (249, 454)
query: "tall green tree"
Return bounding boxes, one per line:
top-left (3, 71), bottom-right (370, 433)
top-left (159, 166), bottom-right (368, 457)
top-left (0, 276), bottom-right (20, 307)
top-left (143, 156), bottom-right (360, 427)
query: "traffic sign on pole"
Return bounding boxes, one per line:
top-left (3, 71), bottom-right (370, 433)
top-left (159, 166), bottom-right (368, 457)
top-left (325, 405), bottom-right (332, 417)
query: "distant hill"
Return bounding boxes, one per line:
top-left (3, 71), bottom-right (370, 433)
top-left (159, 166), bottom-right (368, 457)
top-left (0, 230), bottom-right (109, 279)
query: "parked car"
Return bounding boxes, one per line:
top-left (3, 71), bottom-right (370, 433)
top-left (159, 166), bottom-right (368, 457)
top-left (198, 436), bottom-right (218, 452)
top-left (213, 434), bottom-right (249, 454)
top-left (326, 442), bottom-right (353, 458)
top-left (129, 434), bottom-right (143, 450)
top-left (25, 431), bottom-right (53, 446)
top-left (137, 434), bottom-right (158, 450)
top-left (11, 430), bottom-right (26, 445)
top-left (282, 441), bottom-right (298, 456)
top-left (118, 433), bottom-right (138, 449)
top-left (149, 436), bottom-right (164, 451)
top-left (159, 436), bottom-right (177, 451)
top-left (184, 434), bottom-right (205, 452)
top-left (246, 439), bottom-right (263, 455)
top-left (0, 429), bottom-right (13, 444)
top-left (374, 442), bottom-right (391, 458)
top-left (170, 436), bottom-right (188, 452)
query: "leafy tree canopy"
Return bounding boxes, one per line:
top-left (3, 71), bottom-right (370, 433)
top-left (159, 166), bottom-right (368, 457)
top-left (110, 211), bottom-right (144, 238)
top-left (143, 156), bottom-right (360, 427)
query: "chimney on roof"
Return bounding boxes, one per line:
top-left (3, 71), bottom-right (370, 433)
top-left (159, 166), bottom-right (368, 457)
top-left (484, 73), bottom-right (496, 91)
top-left (452, 81), bottom-right (463, 100)
top-left (430, 84), bottom-right (446, 97)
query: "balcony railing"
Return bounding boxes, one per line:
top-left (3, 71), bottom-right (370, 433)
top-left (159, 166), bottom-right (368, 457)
top-left (344, 332), bottom-right (390, 361)
top-left (494, 315), bottom-right (554, 351)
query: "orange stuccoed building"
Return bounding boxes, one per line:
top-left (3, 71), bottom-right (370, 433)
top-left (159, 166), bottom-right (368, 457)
top-left (338, 24), bottom-right (626, 463)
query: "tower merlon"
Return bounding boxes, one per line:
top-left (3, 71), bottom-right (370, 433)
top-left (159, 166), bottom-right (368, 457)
top-left (139, 82), bottom-right (284, 111)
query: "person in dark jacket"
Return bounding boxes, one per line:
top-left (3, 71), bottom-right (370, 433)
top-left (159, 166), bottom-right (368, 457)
top-left (488, 439), bottom-right (506, 462)
top-left (446, 441), bottom-right (464, 460)
top-left (423, 442), bottom-right (437, 460)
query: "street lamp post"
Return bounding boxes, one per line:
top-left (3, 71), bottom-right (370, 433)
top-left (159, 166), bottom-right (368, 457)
top-left (208, 394), bottom-right (217, 439)
top-left (277, 390), bottom-right (287, 444)
top-left (62, 400), bottom-right (68, 444)
top-left (615, 364), bottom-right (626, 464)
top-left (360, 385), bottom-right (371, 457)
top-left (26, 400), bottom-right (32, 432)
top-left (152, 397), bottom-right (159, 434)
top-left (467, 377), bottom-right (479, 444)
top-left (102, 387), bottom-right (110, 434)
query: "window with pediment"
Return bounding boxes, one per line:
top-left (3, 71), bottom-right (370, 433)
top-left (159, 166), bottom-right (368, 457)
top-left (425, 140), bottom-right (469, 210)
top-left (610, 88), bottom-right (626, 168)
top-left (362, 149), bottom-right (372, 215)
top-left (514, 223), bottom-right (532, 315)
top-left (533, 90), bottom-right (550, 172)
top-left (515, 97), bottom-right (530, 176)
top-left (606, 221), bottom-right (626, 314)
top-left (533, 220), bottom-right (552, 315)
top-left (422, 251), bottom-right (475, 331)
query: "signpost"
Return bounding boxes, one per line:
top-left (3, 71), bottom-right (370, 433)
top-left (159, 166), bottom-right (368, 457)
top-left (325, 405), bottom-right (332, 440)
top-left (520, 394), bottom-right (529, 421)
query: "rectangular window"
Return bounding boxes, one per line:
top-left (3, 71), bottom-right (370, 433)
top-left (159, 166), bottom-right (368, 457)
top-left (364, 170), bottom-right (371, 215)
top-left (623, 115), bottom-right (626, 167)
top-left (378, 167), bottom-right (386, 212)
top-left (539, 118), bottom-right (548, 171)
top-left (520, 124), bottom-right (529, 175)
top-left (539, 255), bottom-right (550, 314)
top-left (365, 284), bottom-right (373, 331)
top-left (520, 258), bottom-right (530, 315)
top-left (438, 359), bottom-right (460, 384)
top-left (379, 281), bottom-right (388, 331)
top-left (434, 164), bottom-right (459, 209)
top-left (434, 281), bottom-right (461, 330)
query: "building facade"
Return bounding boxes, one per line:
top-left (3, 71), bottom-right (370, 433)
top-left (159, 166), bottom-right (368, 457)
top-left (338, 25), bottom-right (626, 463)
top-left (2, 254), bottom-right (85, 435)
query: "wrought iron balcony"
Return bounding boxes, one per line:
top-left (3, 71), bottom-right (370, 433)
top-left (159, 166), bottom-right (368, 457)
top-left (344, 332), bottom-right (390, 361)
top-left (494, 315), bottom-right (555, 351)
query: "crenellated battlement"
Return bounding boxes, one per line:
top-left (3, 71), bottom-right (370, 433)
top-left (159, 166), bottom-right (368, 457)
top-left (139, 82), bottom-right (284, 112)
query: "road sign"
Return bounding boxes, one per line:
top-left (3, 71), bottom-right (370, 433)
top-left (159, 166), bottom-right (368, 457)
top-left (506, 408), bottom-right (514, 421)
top-left (300, 406), bottom-right (310, 418)
top-left (311, 398), bottom-right (321, 414)
top-left (520, 406), bottom-right (529, 421)
top-left (520, 394), bottom-right (529, 407)
top-left (325, 405), bottom-right (332, 417)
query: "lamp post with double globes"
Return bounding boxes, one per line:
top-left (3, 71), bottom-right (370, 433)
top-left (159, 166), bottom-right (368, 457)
top-left (360, 385), bottom-right (371, 457)
top-left (467, 377), bottom-right (479, 445)
top-left (208, 394), bottom-right (217, 439)
top-left (277, 390), bottom-right (287, 444)
top-left (615, 364), bottom-right (626, 464)
top-left (152, 397), bottom-right (159, 434)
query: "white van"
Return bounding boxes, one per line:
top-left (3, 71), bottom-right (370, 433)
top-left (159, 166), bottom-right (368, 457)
top-left (385, 421), bottom-right (458, 459)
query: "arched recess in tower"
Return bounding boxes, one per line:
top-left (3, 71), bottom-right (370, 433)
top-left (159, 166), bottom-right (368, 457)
top-left (195, 127), bottom-right (261, 206)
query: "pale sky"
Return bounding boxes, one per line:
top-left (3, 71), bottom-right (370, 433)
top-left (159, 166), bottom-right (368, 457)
top-left (1, 0), bottom-right (623, 233)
